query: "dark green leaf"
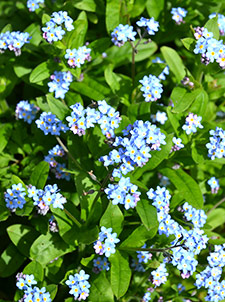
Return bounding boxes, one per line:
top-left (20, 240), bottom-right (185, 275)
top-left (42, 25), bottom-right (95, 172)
top-left (0, 244), bottom-right (26, 277)
top-left (146, 0), bottom-right (164, 19)
top-left (0, 123), bottom-right (12, 152)
top-left (109, 250), bottom-right (131, 299)
top-left (30, 161), bottom-right (49, 189)
top-left (89, 272), bottom-right (114, 302)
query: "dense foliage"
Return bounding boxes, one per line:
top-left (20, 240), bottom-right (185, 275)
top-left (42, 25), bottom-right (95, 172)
top-left (1, 0), bottom-right (225, 301)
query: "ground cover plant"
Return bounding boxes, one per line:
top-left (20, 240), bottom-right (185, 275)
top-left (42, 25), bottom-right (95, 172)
top-left (1, 0), bottom-right (225, 301)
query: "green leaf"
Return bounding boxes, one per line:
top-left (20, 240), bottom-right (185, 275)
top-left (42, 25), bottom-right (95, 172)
top-left (25, 23), bottom-right (42, 46)
top-left (46, 94), bottom-right (69, 120)
top-left (160, 168), bottom-right (204, 209)
top-left (161, 46), bottom-right (186, 82)
top-left (133, 133), bottom-right (173, 179)
top-left (65, 11), bottom-right (88, 49)
top-left (72, 0), bottom-right (96, 12)
top-left (30, 161), bottom-right (49, 189)
top-left (30, 232), bottom-right (73, 265)
top-left (74, 171), bottom-right (99, 221)
top-left (0, 123), bottom-right (12, 152)
top-left (42, 13), bottom-right (51, 24)
top-left (71, 74), bottom-right (110, 100)
top-left (120, 225), bottom-right (158, 248)
top-left (0, 244), bottom-right (26, 277)
top-left (166, 107), bottom-right (180, 136)
top-left (29, 61), bottom-right (51, 84)
top-left (181, 38), bottom-right (196, 51)
top-left (104, 64), bottom-right (120, 93)
top-left (189, 89), bottom-right (208, 118)
top-left (100, 202), bottom-right (124, 235)
top-left (146, 0), bottom-right (164, 19)
top-left (205, 16), bottom-right (220, 40)
top-left (106, 0), bottom-right (121, 33)
top-left (172, 88), bottom-right (203, 113)
top-left (129, 0), bottom-right (146, 18)
top-left (45, 284), bottom-right (58, 300)
top-left (109, 250), bottom-right (131, 299)
top-left (207, 208), bottom-right (225, 230)
top-left (136, 199), bottom-right (159, 231)
top-left (128, 101), bottom-right (151, 123)
top-left (7, 224), bottom-right (39, 257)
top-left (89, 272), bottom-right (114, 302)
top-left (107, 40), bottom-right (157, 67)
top-left (23, 261), bottom-right (44, 281)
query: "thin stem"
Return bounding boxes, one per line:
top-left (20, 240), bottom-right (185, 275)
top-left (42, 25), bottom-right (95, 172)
top-left (87, 169), bottom-right (113, 221)
top-left (56, 136), bottom-right (83, 171)
top-left (63, 208), bottom-right (82, 228)
top-left (129, 41), bottom-right (136, 88)
top-left (207, 197), bottom-right (225, 215)
top-left (118, 243), bottom-right (184, 253)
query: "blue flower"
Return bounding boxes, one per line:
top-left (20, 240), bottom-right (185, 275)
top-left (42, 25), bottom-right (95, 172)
top-left (48, 71), bottom-right (73, 99)
top-left (140, 74), bottom-right (163, 102)
top-left (0, 31), bottom-right (30, 55)
top-left (111, 24), bottom-right (136, 47)
top-left (171, 7), bottom-right (187, 24)
top-left (65, 46), bottom-right (91, 68)
top-left (36, 112), bottom-right (69, 135)
top-left (27, 0), bottom-right (44, 12)
top-left (15, 100), bottom-right (39, 124)
top-left (5, 183), bottom-right (26, 210)
top-left (136, 17), bottom-right (159, 35)
top-left (207, 177), bottom-right (220, 194)
top-left (66, 270), bottom-right (90, 300)
top-left (93, 227), bottom-right (120, 258)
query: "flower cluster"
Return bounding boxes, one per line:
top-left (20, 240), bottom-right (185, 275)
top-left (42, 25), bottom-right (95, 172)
top-left (105, 177), bottom-right (141, 210)
top-left (181, 76), bottom-right (194, 89)
top-left (152, 57), bottom-right (169, 81)
top-left (111, 24), bottom-right (136, 47)
top-left (207, 177), bottom-right (220, 194)
top-left (193, 28), bottom-right (225, 68)
top-left (182, 113), bottom-right (203, 134)
top-left (27, 0), bottom-right (44, 11)
top-left (65, 46), bottom-right (91, 68)
top-left (93, 226), bottom-right (120, 258)
top-left (15, 100), bottom-right (39, 124)
top-left (28, 183), bottom-right (67, 214)
top-left (136, 17), bottom-right (159, 35)
top-left (44, 145), bottom-right (70, 181)
top-left (140, 74), bottom-right (163, 102)
top-left (171, 137), bottom-right (184, 152)
top-left (151, 263), bottom-right (168, 287)
top-left (5, 183), bottom-right (26, 210)
top-left (159, 175), bottom-right (170, 187)
top-left (209, 13), bottom-right (225, 36)
top-left (16, 273), bottom-right (51, 302)
top-left (66, 100), bottom-right (121, 138)
top-left (171, 7), bottom-right (188, 24)
top-left (151, 111), bottom-right (167, 125)
top-left (196, 244), bottom-right (225, 302)
top-left (42, 11), bottom-right (74, 43)
top-left (48, 71), bottom-right (73, 99)
top-left (100, 120), bottom-right (166, 178)
top-left (66, 270), bottom-right (90, 301)
top-left (206, 127), bottom-right (225, 160)
top-left (0, 31), bottom-right (30, 56)
top-left (93, 257), bottom-right (110, 272)
top-left (36, 112), bottom-right (68, 135)
top-left (147, 186), bottom-right (208, 279)
top-left (142, 289), bottom-right (153, 302)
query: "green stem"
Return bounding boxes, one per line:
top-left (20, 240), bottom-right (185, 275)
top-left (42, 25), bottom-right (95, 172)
top-left (207, 197), bottom-right (225, 215)
top-left (56, 136), bottom-right (83, 171)
top-left (63, 208), bottom-right (82, 228)
top-left (118, 243), bottom-right (184, 253)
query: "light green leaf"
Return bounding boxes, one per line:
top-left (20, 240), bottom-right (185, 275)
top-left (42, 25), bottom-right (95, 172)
top-left (106, 0), bottom-right (121, 33)
top-left (100, 202), bottom-right (124, 235)
top-left (136, 199), bottom-right (159, 231)
top-left (161, 46), bottom-right (186, 82)
top-left (23, 261), bottom-right (44, 281)
top-left (104, 64), bottom-right (120, 93)
top-left (181, 37), bottom-right (196, 51)
top-left (30, 232), bottom-right (73, 265)
top-left (7, 224), bottom-right (39, 257)
top-left (207, 208), bottom-right (225, 230)
top-left (73, 0), bottom-right (96, 12)
top-left (160, 168), bottom-right (203, 209)
top-left (46, 94), bottom-right (69, 120)
top-left (109, 250), bottom-right (131, 299)
top-left (146, 0), bottom-right (164, 19)
top-left (0, 123), bottom-right (12, 152)
top-left (172, 88), bottom-right (203, 113)
top-left (89, 272), bottom-right (114, 302)
top-left (205, 16), bottom-right (220, 40)
top-left (29, 61), bottom-right (50, 84)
